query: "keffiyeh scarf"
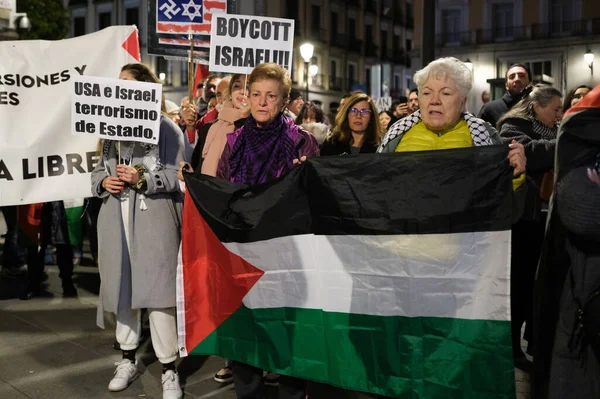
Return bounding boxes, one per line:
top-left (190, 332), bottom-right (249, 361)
top-left (378, 110), bottom-right (494, 152)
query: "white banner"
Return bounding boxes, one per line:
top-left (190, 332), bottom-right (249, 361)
top-left (209, 14), bottom-right (295, 74)
top-left (0, 26), bottom-right (141, 206)
top-left (72, 75), bottom-right (162, 145)
top-left (0, 0), bottom-right (13, 10)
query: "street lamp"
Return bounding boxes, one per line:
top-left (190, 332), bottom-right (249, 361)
top-left (16, 15), bottom-right (31, 31)
top-left (300, 43), bottom-right (314, 101)
top-left (584, 49), bottom-right (594, 75)
top-left (10, 12), bottom-right (31, 33)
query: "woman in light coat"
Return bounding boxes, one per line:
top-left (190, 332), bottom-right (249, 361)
top-left (90, 63), bottom-right (185, 399)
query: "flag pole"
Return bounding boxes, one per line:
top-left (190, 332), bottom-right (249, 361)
top-left (188, 33), bottom-right (195, 103)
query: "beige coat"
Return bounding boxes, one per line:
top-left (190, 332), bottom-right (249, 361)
top-left (201, 103), bottom-right (249, 176)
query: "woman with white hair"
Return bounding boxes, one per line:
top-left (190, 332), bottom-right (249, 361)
top-left (378, 57), bottom-right (526, 196)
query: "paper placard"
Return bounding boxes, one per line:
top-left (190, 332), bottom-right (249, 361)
top-left (209, 14), bottom-right (295, 74)
top-left (71, 75), bottom-right (162, 145)
top-left (374, 96), bottom-right (392, 113)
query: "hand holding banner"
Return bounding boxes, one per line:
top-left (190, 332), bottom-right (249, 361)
top-left (71, 76), bottom-right (162, 145)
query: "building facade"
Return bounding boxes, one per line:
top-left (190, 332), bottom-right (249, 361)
top-left (258, 0), bottom-right (416, 107)
top-left (65, 0), bottom-right (415, 108)
top-left (0, 0), bottom-right (22, 40)
top-left (412, 0), bottom-right (600, 115)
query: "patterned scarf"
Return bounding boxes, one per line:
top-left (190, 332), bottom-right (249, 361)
top-left (377, 110), bottom-right (494, 152)
top-left (530, 116), bottom-right (558, 140)
top-left (228, 113), bottom-right (299, 185)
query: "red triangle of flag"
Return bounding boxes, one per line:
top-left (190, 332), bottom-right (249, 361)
top-left (121, 30), bottom-right (141, 62)
top-left (181, 191), bottom-right (264, 352)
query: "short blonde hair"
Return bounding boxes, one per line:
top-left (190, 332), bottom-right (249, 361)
top-left (249, 63), bottom-right (292, 100)
top-left (413, 57), bottom-right (472, 98)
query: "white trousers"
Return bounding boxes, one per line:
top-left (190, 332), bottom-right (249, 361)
top-left (115, 193), bottom-right (178, 364)
top-left (116, 306), bottom-right (178, 364)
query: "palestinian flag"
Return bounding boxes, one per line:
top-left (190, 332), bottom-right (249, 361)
top-left (178, 146), bottom-right (515, 398)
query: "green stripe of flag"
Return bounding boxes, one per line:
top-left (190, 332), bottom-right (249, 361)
top-left (191, 305), bottom-right (515, 398)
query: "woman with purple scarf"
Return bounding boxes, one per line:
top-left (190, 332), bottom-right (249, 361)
top-left (215, 62), bottom-right (319, 399)
top-left (217, 63), bottom-right (319, 185)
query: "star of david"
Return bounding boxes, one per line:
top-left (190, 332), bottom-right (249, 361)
top-left (181, 0), bottom-right (202, 21)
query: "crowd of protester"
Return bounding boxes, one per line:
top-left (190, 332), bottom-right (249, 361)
top-left (1, 56), bottom-right (599, 399)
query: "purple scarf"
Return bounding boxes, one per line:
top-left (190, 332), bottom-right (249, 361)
top-left (228, 113), bottom-right (299, 185)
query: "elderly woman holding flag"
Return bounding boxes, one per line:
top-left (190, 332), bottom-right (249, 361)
top-left (378, 57), bottom-right (526, 208)
top-left (91, 63), bottom-right (185, 399)
top-left (214, 62), bottom-right (319, 399)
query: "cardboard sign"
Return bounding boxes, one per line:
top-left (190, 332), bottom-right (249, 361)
top-left (209, 14), bottom-right (295, 74)
top-left (71, 76), bottom-right (162, 145)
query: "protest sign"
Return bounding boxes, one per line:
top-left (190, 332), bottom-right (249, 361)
top-left (72, 76), bottom-right (162, 145)
top-left (0, 26), bottom-right (140, 206)
top-left (209, 14), bottom-right (295, 74)
top-left (374, 96), bottom-right (392, 113)
top-left (148, 0), bottom-right (227, 62)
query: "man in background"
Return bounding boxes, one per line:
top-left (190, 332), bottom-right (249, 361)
top-left (478, 64), bottom-right (532, 128)
top-left (197, 74), bottom-right (221, 119)
top-left (284, 88), bottom-right (304, 120)
top-left (389, 96), bottom-right (410, 125)
top-left (408, 89), bottom-right (419, 112)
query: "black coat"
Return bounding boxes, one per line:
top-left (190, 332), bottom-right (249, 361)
top-left (533, 106), bottom-right (600, 399)
top-left (41, 202), bottom-right (70, 246)
top-left (478, 92), bottom-right (520, 129)
top-left (498, 116), bottom-right (556, 221)
top-left (319, 139), bottom-right (378, 156)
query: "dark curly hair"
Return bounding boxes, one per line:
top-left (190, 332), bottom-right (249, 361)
top-left (295, 102), bottom-right (328, 125)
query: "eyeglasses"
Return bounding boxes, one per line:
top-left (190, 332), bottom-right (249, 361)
top-left (349, 108), bottom-right (372, 117)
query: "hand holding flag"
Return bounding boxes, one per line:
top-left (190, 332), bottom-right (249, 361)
top-left (508, 139), bottom-right (526, 176)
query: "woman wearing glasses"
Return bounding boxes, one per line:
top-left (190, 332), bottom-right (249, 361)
top-left (320, 93), bottom-right (382, 156)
